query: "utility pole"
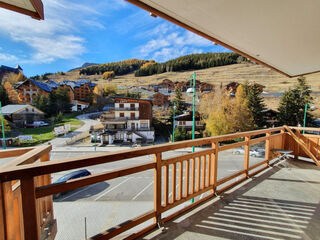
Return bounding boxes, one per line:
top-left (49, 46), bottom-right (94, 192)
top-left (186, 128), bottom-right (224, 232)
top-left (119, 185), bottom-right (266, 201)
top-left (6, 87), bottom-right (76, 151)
top-left (0, 102), bottom-right (6, 149)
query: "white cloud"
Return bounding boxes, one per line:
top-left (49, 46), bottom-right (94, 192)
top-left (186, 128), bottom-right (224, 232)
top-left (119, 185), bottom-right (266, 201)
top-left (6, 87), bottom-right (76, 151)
top-left (0, 52), bottom-right (18, 62)
top-left (0, 0), bottom-right (106, 64)
top-left (136, 24), bottom-right (213, 62)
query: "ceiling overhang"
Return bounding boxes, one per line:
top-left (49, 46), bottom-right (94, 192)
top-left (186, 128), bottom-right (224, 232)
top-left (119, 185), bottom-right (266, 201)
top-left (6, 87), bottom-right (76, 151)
top-left (0, 0), bottom-right (44, 20)
top-left (126, 0), bottom-right (320, 77)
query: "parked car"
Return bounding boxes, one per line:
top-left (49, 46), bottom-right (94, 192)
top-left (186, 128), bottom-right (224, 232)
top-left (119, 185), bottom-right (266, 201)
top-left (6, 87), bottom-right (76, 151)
top-left (25, 121), bottom-right (49, 128)
top-left (233, 147), bottom-right (264, 158)
top-left (53, 169), bottom-right (91, 199)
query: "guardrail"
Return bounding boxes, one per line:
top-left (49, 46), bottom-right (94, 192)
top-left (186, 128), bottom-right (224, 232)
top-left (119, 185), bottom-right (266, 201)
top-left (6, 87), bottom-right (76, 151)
top-left (1, 126), bottom-right (318, 239)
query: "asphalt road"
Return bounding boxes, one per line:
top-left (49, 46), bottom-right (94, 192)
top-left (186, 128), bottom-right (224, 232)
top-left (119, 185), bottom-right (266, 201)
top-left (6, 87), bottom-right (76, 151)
top-left (51, 148), bottom-right (265, 202)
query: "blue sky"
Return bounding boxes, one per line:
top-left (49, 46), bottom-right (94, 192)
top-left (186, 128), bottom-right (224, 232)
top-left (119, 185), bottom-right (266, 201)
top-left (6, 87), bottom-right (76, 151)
top-left (0, 0), bottom-right (229, 77)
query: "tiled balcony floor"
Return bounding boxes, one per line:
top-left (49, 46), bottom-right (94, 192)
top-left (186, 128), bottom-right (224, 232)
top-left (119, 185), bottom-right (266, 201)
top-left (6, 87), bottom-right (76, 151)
top-left (142, 159), bottom-right (320, 240)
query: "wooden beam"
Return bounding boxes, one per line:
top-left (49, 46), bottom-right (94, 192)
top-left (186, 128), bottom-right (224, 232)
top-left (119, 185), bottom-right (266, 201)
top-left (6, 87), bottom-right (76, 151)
top-left (153, 153), bottom-right (161, 223)
top-left (0, 147), bottom-right (34, 159)
top-left (284, 126), bottom-right (320, 166)
top-left (0, 0), bottom-right (44, 20)
top-left (20, 177), bottom-right (39, 240)
top-left (244, 136), bottom-right (250, 177)
top-left (36, 162), bottom-right (155, 198)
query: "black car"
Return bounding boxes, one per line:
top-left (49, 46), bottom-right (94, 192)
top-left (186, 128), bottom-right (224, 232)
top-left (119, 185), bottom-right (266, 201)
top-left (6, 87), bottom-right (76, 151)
top-left (53, 169), bottom-right (91, 199)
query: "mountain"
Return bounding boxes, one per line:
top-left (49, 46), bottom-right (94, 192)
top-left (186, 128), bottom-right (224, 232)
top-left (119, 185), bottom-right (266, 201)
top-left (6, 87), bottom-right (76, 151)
top-left (68, 62), bottom-right (98, 72)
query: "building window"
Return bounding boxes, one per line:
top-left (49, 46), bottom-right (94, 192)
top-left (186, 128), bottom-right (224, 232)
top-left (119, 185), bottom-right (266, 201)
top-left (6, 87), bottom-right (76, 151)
top-left (196, 121), bottom-right (201, 126)
top-left (130, 112), bottom-right (135, 119)
top-left (141, 123), bottom-right (148, 129)
top-left (120, 112), bottom-right (124, 118)
top-left (130, 103), bottom-right (135, 110)
top-left (119, 103), bottom-right (124, 109)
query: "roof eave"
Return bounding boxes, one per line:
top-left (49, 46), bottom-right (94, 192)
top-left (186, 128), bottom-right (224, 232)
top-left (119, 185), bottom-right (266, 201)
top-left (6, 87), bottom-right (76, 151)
top-left (125, 0), bottom-right (315, 78)
top-left (0, 0), bottom-right (44, 20)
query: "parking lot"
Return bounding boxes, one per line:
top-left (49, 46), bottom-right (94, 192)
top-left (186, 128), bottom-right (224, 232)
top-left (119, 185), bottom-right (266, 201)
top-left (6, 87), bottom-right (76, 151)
top-left (50, 146), bottom-right (265, 239)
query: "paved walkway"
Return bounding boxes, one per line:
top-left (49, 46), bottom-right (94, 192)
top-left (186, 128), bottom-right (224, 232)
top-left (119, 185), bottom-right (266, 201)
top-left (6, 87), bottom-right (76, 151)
top-left (142, 159), bottom-right (320, 240)
top-left (47, 112), bottom-right (101, 149)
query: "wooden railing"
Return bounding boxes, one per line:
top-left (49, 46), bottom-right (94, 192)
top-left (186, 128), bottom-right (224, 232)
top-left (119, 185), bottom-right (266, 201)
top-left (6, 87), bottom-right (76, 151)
top-left (0, 146), bottom-right (56, 240)
top-left (0, 126), bottom-right (319, 240)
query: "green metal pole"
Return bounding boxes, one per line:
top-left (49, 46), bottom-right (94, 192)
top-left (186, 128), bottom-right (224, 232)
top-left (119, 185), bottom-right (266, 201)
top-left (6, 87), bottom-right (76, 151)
top-left (192, 72), bottom-right (196, 153)
top-left (0, 102), bottom-right (6, 149)
top-left (191, 72), bottom-right (196, 204)
top-left (303, 103), bottom-right (308, 134)
top-left (173, 102), bottom-right (176, 142)
top-left (94, 133), bottom-right (97, 151)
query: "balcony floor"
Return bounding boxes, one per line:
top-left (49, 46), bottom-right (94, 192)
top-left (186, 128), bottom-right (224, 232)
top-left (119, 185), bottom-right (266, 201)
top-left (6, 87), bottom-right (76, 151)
top-left (142, 159), bottom-right (320, 240)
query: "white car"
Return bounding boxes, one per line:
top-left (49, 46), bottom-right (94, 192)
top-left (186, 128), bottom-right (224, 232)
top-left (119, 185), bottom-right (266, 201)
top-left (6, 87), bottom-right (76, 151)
top-left (233, 148), bottom-right (264, 158)
top-left (34, 121), bottom-right (49, 127)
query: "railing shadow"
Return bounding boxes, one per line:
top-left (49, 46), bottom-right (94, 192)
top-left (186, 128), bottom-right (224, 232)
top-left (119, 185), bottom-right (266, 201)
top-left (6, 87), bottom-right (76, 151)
top-left (142, 159), bottom-right (320, 240)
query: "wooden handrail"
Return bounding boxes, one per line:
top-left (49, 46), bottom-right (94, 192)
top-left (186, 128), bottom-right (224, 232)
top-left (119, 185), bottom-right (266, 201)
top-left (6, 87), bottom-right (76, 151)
top-left (284, 126), bottom-right (320, 166)
top-left (0, 126), bottom-right (291, 240)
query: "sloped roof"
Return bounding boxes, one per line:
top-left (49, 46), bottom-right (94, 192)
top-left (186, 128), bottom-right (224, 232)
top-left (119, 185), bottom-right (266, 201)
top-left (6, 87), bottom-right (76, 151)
top-left (127, 0), bottom-right (320, 77)
top-left (2, 104), bottom-right (43, 115)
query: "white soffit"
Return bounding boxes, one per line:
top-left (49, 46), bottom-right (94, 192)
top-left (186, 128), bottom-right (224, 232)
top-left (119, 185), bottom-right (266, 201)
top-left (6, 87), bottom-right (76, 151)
top-left (138, 0), bottom-right (320, 77)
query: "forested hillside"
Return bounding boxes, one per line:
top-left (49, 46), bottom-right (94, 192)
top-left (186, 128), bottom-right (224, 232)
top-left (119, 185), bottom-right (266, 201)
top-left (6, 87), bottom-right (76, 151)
top-left (79, 59), bottom-right (148, 76)
top-left (134, 52), bottom-right (243, 76)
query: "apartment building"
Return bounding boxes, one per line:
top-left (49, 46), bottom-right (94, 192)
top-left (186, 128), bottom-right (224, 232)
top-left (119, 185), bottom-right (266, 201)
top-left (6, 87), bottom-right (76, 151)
top-left (99, 97), bottom-right (154, 144)
top-left (174, 111), bottom-right (205, 131)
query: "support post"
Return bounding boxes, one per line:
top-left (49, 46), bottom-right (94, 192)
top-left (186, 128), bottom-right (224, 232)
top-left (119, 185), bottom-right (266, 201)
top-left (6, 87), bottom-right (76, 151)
top-left (153, 153), bottom-right (162, 224)
top-left (20, 177), bottom-right (40, 240)
top-left (265, 133), bottom-right (271, 166)
top-left (211, 142), bottom-right (218, 194)
top-left (244, 136), bottom-right (250, 177)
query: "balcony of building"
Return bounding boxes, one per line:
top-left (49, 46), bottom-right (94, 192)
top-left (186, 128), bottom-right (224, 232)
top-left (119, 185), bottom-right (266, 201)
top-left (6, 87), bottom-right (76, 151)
top-left (0, 126), bottom-right (319, 240)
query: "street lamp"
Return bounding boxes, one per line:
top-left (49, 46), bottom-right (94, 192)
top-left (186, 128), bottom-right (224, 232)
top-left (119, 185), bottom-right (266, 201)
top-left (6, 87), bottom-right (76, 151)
top-left (187, 72), bottom-right (196, 204)
top-left (303, 102), bottom-right (314, 134)
top-left (172, 102), bottom-right (176, 142)
top-left (186, 72), bottom-right (196, 153)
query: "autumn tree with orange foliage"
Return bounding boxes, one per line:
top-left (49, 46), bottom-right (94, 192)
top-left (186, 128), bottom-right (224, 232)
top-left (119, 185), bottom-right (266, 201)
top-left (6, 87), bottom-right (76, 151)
top-left (200, 85), bottom-right (254, 136)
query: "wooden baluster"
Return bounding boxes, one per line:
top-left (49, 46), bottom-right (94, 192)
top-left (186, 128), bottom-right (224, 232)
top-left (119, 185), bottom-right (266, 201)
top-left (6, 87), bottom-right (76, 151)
top-left (0, 182), bottom-right (7, 240)
top-left (201, 156), bottom-right (206, 189)
top-left (153, 153), bottom-right (162, 224)
top-left (184, 159), bottom-right (189, 197)
top-left (294, 130), bottom-right (300, 159)
top-left (163, 165), bottom-right (169, 206)
top-left (196, 157), bottom-right (201, 192)
top-left (265, 133), bottom-right (271, 166)
top-left (244, 136), bottom-right (250, 177)
top-left (171, 163), bottom-right (176, 202)
top-left (40, 153), bottom-right (52, 220)
top-left (211, 142), bottom-right (218, 193)
top-left (190, 158), bottom-right (195, 195)
top-left (20, 177), bottom-right (40, 240)
top-left (206, 154), bottom-right (211, 187)
top-left (178, 162), bottom-right (183, 200)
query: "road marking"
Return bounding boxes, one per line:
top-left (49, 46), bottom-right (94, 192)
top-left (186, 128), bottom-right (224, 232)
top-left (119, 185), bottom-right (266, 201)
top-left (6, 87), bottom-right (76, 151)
top-left (94, 177), bottom-right (132, 201)
top-left (132, 181), bottom-right (154, 200)
top-left (59, 185), bottom-right (93, 201)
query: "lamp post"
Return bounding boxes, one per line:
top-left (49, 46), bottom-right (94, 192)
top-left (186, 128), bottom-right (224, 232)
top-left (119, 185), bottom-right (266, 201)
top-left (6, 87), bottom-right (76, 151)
top-left (187, 72), bottom-right (196, 203)
top-left (172, 102), bottom-right (176, 142)
top-left (303, 102), bottom-right (313, 134)
top-left (0, 102), bottom-right (6, 149)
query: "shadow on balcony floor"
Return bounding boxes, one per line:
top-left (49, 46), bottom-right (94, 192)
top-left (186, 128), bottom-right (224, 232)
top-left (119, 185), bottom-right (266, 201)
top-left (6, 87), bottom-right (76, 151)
top-left (142, 159), bottom-right (320, 240)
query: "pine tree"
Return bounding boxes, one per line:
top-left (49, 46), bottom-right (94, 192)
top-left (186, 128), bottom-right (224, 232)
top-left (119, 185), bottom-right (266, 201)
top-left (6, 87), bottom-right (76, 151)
top-left (0, 84), bottom-right (10, 106)
top-left (243, 82), bottom-right (266, 128)
top-left (278, 77), bottom-right (313, 126)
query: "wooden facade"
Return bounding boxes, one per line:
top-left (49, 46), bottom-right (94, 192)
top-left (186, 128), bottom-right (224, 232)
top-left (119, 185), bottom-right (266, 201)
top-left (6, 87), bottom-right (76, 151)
top-left (0, 126), bottom-right (319, 240)
top-left (152, 92), bottom-right (170, 106)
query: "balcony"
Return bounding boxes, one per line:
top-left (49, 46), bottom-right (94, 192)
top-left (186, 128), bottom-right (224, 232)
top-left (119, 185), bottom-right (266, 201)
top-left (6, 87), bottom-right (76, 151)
top-left (115, 107), bottom-right (139, 111)
top-left (0, 126), bottom-right (319, 240)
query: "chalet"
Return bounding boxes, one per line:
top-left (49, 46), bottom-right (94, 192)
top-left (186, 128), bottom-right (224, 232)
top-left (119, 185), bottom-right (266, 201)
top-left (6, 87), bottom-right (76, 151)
top-left (262, 109), bottom-right (279, 127)
top-left (98, 97), bottom-right (154, 144)
top-left (16, 79), bottom-right (96, 104)
top-left (71, 100), bottom-right (89, 112)
top-left (2, 104), bottom-right (44, 127)
top-left (0, 65), bottom-right (23, 81)
top-left (154, 79), bottom-right (175, 94)
top-left (225, 81), bottom-right (240, 95)
top-left (174, 111), bottom-right (205, 131)
top-left (152, 92), bottom-right (170, 107)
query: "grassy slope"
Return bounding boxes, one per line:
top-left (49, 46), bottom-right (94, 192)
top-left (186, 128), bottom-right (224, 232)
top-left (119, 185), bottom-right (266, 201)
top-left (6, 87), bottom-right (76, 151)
top-left (48, 63), bottom-right (320, 115)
